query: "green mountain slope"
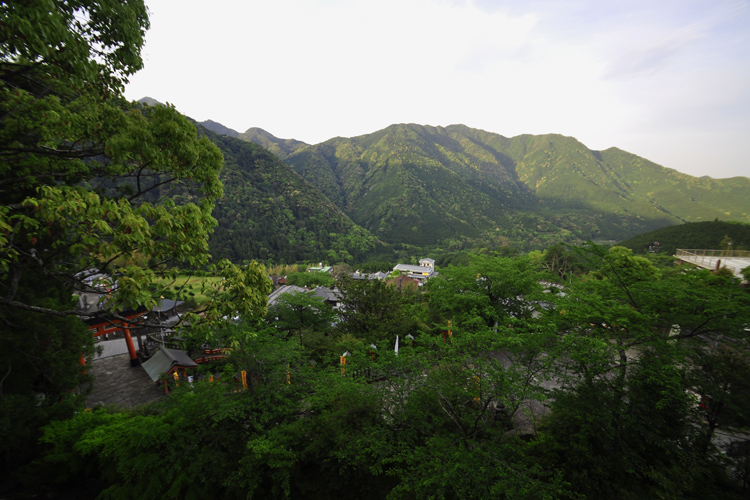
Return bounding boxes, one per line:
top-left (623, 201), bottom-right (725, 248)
top-left (238, 127), bottom-right (309, 160)
top-left (200, 120), bottom-right (240, 138)
top-left (284, 124), bottom-right (529, 245)
top-left (597, 148), bottom-right (750, 222)
top-left (273, 124), bottom-right (750, 248)
top-left (198, 127), bottom-right (380, 263)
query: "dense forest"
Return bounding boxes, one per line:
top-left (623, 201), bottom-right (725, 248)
top-left (619, 220), bottom-right (750, 256)
top-left (22, 246), bottom-right (750, 500)
top-left (203, 128), bottom-right (381, 264)
top-left (233, 124), bottom-right (750, 251)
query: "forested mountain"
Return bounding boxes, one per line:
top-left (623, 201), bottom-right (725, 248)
top-left (194, 120), bottom-right (750, 254)
top-left (199, 126), bottom-right (381, 263)
top-left (619, 220), bottom-right (750, 256)
top-left (244, 123), bottom-right (750, 249)
top-left (200, 119), bottom-right (240, 138)
top-left (137, 96), bottom-right (163, 107)
top-left (238, 127), bottom-right (308, 159)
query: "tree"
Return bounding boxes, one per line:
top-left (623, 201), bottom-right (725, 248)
top-left (284, 271), bottom-right (335, 289)
top-left (1, 0), bottom-right (272, 334)
top-left (0, 0), bottom-right (272, 477)
top-left (266, 290), bottom-right (335, 342)
top-left (427, 254), bottom-right (543, 333)
top-left (538, 243), bottom-right (583, 281)
top-left (0, 266), bottom-right (94, 467)
top-left (335, 277), bottom-right (419, 344)
top-left (539, 244), bottom-right (750, 498)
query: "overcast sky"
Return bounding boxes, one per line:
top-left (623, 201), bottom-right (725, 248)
top-left (124, 0), bottom-right (750, 179)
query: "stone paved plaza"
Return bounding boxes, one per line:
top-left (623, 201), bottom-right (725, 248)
top-left (84, 353), bottom-right (165, 409)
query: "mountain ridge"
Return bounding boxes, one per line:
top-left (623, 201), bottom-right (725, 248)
top-left (193, 125), bottom-right (382, 263)
top-left (226, 122), bottom-right (748, 181)
top-left (194, 116), bottom-right (750, 255)
top-left (254, 122), bottom-right (748, 247)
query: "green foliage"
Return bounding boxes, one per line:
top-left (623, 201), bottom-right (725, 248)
top-left (34, 331), bottom-right (391, 499)
top-left (284, 271), bottom-right (335, 288)
top-left (27, 245), bottom-right (750, 498)
top-left (335, 277), bottom-right (422, 344)
top-left (538, 243), bottom-right (750, 498)
top-left (237, 127), bottom-right (308, 160)
top-left (276, 124), bottom-right (750, 253)
top-left (619, 220), bottom-right (750, 256)
top-left (0, 0), bottom-right (272, 483)
top-left (266, 290), bottom-right (335, 342)
top-left (0, 268), bottom-right (92, 468)
top-left (427, 254), bottom-right (543, 331)
top-left (0, 1), bottom-right (236, 315)
top-left (537, 243), bottom-right (586, 281)
top-left (203, 130), bottom-right (381, 264)
top-left (1, 0), bottom-right (149, 94)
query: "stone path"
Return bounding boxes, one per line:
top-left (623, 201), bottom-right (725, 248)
top-left (93, 337), bottom-right (139, 360)
top-left (84, 353), bottom-right (165, 409)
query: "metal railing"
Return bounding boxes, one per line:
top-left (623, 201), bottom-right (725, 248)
top-left (675, 249), bottom-right (750, 277)
top-left (676, 249), bottom-right (750, 258)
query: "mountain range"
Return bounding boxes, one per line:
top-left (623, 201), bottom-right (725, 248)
top-left (197, 127), bottom-right (380, 264)
top-left (200, 119), bottom-right (750, 257)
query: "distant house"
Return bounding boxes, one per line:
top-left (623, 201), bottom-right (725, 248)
top-left (393, 258), bottom-right (437, 282)
top-left (76, 284), bottom-right (147, 367)
top-left (270, 275), bottom-right (289, 288)
top-left (149, 298), bottom-right (184, 328)
top-left (313, 286), bottom-right (342, 309)
top-left (307, 262), bottom-right (333, 274)
top-left (351, 270), bottom-right (388, 280)
top-left (268, 285), bottom-right (307, 307)
top-left (141, 346), bottom-right (198, 383)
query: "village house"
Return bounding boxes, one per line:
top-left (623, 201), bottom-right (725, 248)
top-left (351, 270), bottom-right (388, 280)
top-left (313, 285), bottom-right (342, 309)
top-left (392, 258), bottom-right (437, 282)
top-left (307, 262), bottom-right (333, 274)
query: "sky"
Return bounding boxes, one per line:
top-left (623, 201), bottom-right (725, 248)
top-left (124, 0), bottom-right (750, 179)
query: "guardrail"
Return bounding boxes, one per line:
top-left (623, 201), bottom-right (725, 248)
top-left (675, 249), bottom-right (750, 277)
top-left (676, 249), bottom-right (750, 258)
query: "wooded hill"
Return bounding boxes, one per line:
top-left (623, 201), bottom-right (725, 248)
top-left (198, 126), bottom-right (381, 264)
top-left (619, 220), bottom-right (750, 256)
top-left (198, 119), bottom-right (750, 261)
top-left (220, 123), bottom-right (750, 251)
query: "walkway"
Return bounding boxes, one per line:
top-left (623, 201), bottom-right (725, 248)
top-left (94, 337), bottom-right (141, 360)
top-left (675, 249), bottom-right (750, 279)
top-left (86, 340), bottom-right (166, 408)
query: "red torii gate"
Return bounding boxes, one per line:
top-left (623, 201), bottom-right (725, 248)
top-left (85, 306), bottom-right (147, 367)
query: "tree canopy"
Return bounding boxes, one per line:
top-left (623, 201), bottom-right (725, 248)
top-left (1, 0), bottom-right (271, 323)
top-left (0, 0), bottom-right (272, 474)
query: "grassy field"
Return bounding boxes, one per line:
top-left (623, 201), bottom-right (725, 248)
top-left (155, 274), bottom-right (224, 305)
